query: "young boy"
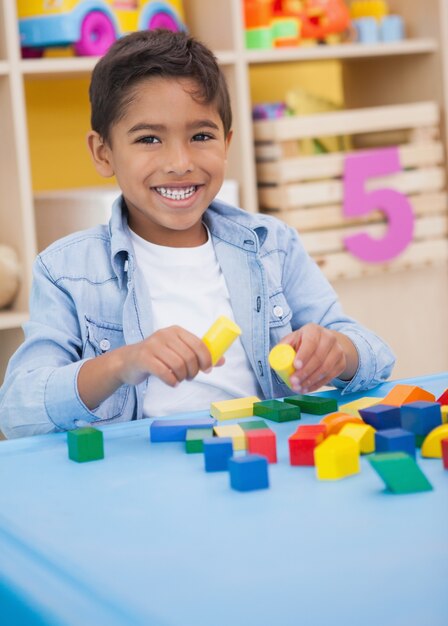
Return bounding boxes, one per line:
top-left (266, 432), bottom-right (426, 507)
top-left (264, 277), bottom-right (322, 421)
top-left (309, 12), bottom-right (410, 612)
top-left (0, 30), bottom-right (395, 438)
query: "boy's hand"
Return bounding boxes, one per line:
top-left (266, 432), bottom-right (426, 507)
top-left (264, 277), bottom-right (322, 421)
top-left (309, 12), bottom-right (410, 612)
top-left (278, 323), bottom-right (358, 393)
top-left (120, 326), bottom-right (224, 387)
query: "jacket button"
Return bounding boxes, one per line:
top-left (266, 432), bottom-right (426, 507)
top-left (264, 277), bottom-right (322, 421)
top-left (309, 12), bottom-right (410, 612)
top-left (273, 305), bottom-right (283, 318)
top-left (99, 339), bottom-right (111, 352)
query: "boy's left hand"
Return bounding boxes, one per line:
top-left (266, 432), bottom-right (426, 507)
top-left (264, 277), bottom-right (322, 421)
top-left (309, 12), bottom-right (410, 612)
top-left (278, 323), bottom-right (358, 393)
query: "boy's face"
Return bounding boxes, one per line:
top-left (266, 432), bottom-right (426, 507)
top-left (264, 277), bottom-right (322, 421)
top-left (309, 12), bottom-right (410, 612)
top-left (89, 76), bottom-right (232, 247)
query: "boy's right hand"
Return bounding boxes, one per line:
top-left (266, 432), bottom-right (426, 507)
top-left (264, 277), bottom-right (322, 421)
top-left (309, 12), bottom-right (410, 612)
top-left (118, 326), bottom-right (223, 387)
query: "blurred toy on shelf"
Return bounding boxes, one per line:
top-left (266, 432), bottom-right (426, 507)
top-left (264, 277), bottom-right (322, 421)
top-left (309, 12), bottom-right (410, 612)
top-left (349, 1), bottom-right (404, 43)
top-left (0, 245), bottom-right (21, 310)
top-left (17, 0), bottom-right (186, 58)
top-left (244, 0), bottom-right (352, 49)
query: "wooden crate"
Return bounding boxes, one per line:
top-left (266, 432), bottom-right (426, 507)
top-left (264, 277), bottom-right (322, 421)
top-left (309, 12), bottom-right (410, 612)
top-left (254, 102), bottom-right (448, 280)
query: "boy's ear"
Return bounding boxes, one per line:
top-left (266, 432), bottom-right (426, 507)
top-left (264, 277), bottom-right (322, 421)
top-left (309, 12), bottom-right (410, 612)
top-left (87, 131), bottom-right (115, 178)
top-left (225, 130), bottom-right (233, 156)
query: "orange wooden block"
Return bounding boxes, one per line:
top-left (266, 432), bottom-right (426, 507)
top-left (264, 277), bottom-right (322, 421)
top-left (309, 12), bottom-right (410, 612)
top-left (320, 412), bottom-right (365, 435)
top-left (382, 384), bottom-right (436, 407)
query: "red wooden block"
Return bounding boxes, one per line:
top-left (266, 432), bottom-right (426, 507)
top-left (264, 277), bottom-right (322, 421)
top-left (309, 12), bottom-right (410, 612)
top-left (246, 429), bottom-right (277, 463)
top-left (442, 438), bottom-right (448, 470)
top-left (437, 388), bottom-right (448, 405)
top-left (289, 428), bottom-right (326, 466)
top-left (294, 424), bottom-right (328, 438)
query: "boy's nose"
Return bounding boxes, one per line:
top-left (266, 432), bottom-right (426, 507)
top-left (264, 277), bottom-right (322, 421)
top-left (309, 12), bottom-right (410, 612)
top-left (164, 144), bottom-right (194, 175)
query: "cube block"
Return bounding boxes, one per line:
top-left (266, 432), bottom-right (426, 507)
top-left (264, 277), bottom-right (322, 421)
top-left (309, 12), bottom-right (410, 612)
top-left (214, 424), bottom-right (246, 451)
top-left (185, 428), bottom-right (214, 454)
top-left (246, 429), bottom-right (277, 463)
top-left (283, 394), bottom-right (338, 415)
top-left (359, 404), bottom-right (401, 430)
top-left (289, 426), bottom-right (326, 466)
top-left (401, 401), bottom-right (442, 438)
top-left (253, 399), bottom-right (301, 423)
top-left (67, 427), bottom-right (104, 463)
top-left (314, 435), bottom-right (360, 480)
top-left (339, 423), bottom-right (375, 454)
top-left (375, 428), bottom-right (416, 459)
top-left (229, 454), bottom-right (269, 491)
top-left (368, 452), bottom-right (432, 493)
top-left (339, 396), bottom-right (382, 417)
top-left (150, 417), bottom-right (216, 442)
top-left (238, 419), bottom-right (269, 431)
top-left (203, 437), bottom-right (233, 472)
top-left (421, 424), bottom-right (448, 458)
top-left (210, 396), bottom-right (261, 420)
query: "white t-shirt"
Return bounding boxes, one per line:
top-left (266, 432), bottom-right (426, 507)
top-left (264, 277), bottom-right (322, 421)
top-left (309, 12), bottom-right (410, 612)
top-left (129, 226), bottom-right (261, 417)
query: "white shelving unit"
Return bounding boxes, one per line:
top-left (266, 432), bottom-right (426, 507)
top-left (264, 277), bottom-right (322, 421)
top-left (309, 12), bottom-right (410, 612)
top-left (0, 0), bottom-right (447, 383)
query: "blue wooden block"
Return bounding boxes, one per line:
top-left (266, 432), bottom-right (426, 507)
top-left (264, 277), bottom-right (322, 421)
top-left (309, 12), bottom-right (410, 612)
top-left (203, 438), bottom-right (234, 472)
top-left (401, 401), bottom-right (442, 437)
top-left (229, 454), bottom-right (269, 492)
top-left (359, 404), bottom-right (401, 430)
top-left (380, 15), bottom-right (404, 42)
top-left (150, 417), bottom-right (216, 442)
top-left (353, 17), bottom-right (379, 44)
top-left (375, 428), bottom-right (416, 459)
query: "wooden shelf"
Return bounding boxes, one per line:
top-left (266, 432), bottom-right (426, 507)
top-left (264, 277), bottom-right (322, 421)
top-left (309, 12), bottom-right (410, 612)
top-left (20, 49), bottom-right (237, 77)
top-left (245, 38), bottom-right (438, 64)
top-left (0, 312), bottom-right (28, 331)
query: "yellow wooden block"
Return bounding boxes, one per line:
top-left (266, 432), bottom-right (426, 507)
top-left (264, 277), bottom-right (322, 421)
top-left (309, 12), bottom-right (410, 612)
top-left (202, 316), bottom-right (241, 365)
top-left (339, 423), bottom-right (376, 454)
top-left (268, 344), bottom-right (295, 387)
top-left (314, 435), bottom-right (360, 480)
top-left (210, 396), bottom-right (261, 420)
top-left (214, 425), bottom-right (246, 451)
top-left (421, 424), bottom-right (448, 458)
top-left (339, 396), bottom-right (382, 417)
top-left (441, 406), bottom-right (448, 424)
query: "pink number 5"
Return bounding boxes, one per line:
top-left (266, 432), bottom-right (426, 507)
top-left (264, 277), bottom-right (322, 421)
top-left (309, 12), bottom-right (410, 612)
top-left (343, 147), bottom-right (414, 263)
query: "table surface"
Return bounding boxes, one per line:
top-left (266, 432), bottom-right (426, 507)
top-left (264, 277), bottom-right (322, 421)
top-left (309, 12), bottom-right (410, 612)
top-left (1, 374), bottom-right (448, 626)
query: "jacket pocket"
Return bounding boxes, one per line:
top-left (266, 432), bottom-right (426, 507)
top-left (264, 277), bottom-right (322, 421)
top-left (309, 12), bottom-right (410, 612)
top-left (83, 316), bottom-right (130, 420)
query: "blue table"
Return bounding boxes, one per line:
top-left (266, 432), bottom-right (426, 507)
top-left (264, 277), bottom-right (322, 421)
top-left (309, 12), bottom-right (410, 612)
top-left (1, 374), bottom-right (447, 626)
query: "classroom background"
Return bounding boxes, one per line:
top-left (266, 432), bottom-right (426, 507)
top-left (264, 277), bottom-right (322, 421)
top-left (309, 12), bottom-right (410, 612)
top-left (1, 0), bottom-right (448, 410)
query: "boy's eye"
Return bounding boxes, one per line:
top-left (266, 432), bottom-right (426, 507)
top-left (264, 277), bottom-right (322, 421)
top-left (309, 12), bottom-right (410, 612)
top-left (193, 133), bottom-right (213, 142)
top-left (136, 135), bottom-right (160, 144)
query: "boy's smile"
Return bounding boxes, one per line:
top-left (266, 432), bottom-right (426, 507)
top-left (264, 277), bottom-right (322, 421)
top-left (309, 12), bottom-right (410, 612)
top-left (89, 76), bottom-right (232, 247)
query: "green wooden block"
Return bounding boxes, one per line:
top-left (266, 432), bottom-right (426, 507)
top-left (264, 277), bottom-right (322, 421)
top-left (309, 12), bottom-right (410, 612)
top-left (253, 400), bottom-right (301, 423)
top-left (368, 452), bottom-right (433, 494)
top-left (283, 394), bottom-right (338, 415)
top-left (238, 420), bottom-right (270, 431)
top-left (67, 427), bottom-right (104, 463)
top-left (185, 428), bottom-right (214, 453)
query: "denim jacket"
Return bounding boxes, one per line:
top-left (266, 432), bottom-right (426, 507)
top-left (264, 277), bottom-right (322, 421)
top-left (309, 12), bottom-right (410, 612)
top-left (0, 197), bottom-right (395, 438)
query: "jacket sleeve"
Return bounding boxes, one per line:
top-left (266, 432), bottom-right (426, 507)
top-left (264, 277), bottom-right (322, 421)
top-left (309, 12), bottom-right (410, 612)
top-left (0, 256), bottom-right (102, 438)
top-left (281, 225), bottom-right (396, 394)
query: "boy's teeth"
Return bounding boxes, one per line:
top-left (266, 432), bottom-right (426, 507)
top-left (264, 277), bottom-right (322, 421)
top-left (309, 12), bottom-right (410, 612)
top-left (156, 186), bottom-right (196, 200)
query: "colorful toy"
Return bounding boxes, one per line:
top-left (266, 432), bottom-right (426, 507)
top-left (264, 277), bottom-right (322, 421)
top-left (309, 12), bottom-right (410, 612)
top-left (253, 399), bottom-right (301, 422)
top-left (381, 384), bottom-right (436, 406)
top-left (203, 437), bottom-right (234, 472)
top-left (17, 0), bottom-right (186, 58)
top-left (436, 388), bottom-right (448, 405)
top-left (350, 1), bottom-right (404, 44)
top-left (368, 452), bottom-right (433, 494)
top-left (213, 424), bottom-right (246, 451)
top-left (374, 428), bottom-right (416, 459)
top-left (289, 425), bottom-right (326, 466)
top-left (283, 393), bottom-right (338, 415)
top-left (67, 427), bottom-right (104, 463)
top-left (339, 422), bottom-right (375, 454)
top-left (314, 434), bottom-right (360, 480)
top-left (185, 428), bottom-right (214, 454)
top-left (246, 429), bottom-right (277, 463)
top-left (442, 439), bottom-right (448, 470)
top-left (420, 424), bottom-right (448, 459)
top-left (358, 403), bottom-right (401, 430)
top-left (150, 416), bottom-right (216, 442)
top-left (320, 412), bottom-right (364, 435)
top-left (238, 419), bottom-right (270, 431)
top-left (202, 315), bottom-right (242, 366)
top-left (210, 395), bottom-right (261, 420)
top-left (400, 401), bottom-right (442, 446)
top-left (229, 454), bottom-right (269, 491)
top-left (338, 395), bottom-right (381, 417)
top-left (268, 343), bottom-right (295, 387)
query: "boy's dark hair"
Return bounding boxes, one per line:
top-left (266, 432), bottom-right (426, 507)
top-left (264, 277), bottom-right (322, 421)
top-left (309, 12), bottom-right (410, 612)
top-left (89, 29), bottom-right (232, 143)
